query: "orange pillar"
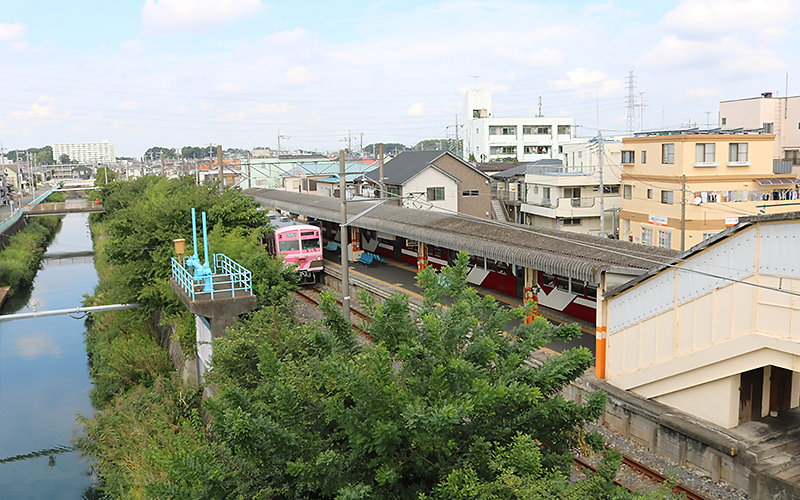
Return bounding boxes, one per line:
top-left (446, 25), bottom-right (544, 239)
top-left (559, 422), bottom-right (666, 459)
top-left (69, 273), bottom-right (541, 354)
top-left (417, 242), bottom-right (427, 272)
top-left (522, 268), bottom-right (538, 324)
top-left (595, 326), bottom-right (607, 379)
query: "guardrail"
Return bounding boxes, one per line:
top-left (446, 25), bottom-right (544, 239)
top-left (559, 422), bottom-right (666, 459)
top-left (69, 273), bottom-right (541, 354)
top-left (0, 188), bottom-right (56, 234)
top-left (171, 254), bottom-right (252, 301)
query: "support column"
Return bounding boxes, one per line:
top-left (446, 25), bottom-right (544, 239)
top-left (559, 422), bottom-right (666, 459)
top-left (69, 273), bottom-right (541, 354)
top-left (523, 267), bottom-right (539, 324)
top-left (595, 272), bottom-right (607, 379)
top-left (417, 242), bottom-right (427, 272)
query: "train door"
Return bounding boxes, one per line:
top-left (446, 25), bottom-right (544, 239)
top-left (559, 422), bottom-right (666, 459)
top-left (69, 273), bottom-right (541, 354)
top-left (393, 236), bottom-right (402, 260)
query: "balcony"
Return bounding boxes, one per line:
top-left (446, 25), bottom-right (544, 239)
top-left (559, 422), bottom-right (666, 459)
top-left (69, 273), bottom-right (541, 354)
top-left (522, 195), bottom-right (621, 219)
top-left (527, 164), bottom-right (595, 176)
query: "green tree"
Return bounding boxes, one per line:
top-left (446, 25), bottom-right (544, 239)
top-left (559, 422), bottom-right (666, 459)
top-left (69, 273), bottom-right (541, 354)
top-left (144, 146), bottom-right (177, 161)
top-left (59, 153), bottom-right (72, 164)
top-left (200, 253), bottom-right (661, 499)
top-left (95, 166), bottom-right (117, 186)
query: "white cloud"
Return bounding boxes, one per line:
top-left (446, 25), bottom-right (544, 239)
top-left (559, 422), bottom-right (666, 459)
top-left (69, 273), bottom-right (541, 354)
top-left (255, 103), bottom-right (297, 114)
top-left (407, 103), bottom-right (424, 116)
top-left (684, 87), bottom-right (719, 99)
top-left (117, 100), bottom-right (141, 111)
top-left (112, 120), bottom-right (123, 129)
top-left (219, 82), bottom-right (248, 93)
top-left (0, 22), bottom-right (26, 41)
top-left (284, 66), bottom-right (319, 86)
top-left (142, 0), bottom-right (263, 33)
top-left (10, 96), bottom-right (56, 121)
top-left (549, 69), bottom-right (623, 98)
top-left (660, 0), bottom-right (797, 42)
top-left (121, 39), bottom-right (145, 52)
top-left (494, 46), bottom-right (564, 67)
top-left (14, 333), bottom-right (61, 359)
top-left (220, 112), bottom-right (246, 121)
top-left (200, 102), bottom-right (216, 110)
top-left (7, 41), bottom-right (29, 52)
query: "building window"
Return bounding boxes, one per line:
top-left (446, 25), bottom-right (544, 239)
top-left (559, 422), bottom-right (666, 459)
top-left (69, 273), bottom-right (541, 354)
top-left (785, 150), bottom-right (800, 165)
top-left (623, 185), bottom-right (632, 199)
top-left (524, 145), bottom-right (549, 154)
top-left (702, 232), bottom-right (716, 240)
top-left (426, 187), bottom-right (445, 201)
top-left (532, 185), bottom-right (539, 194)
top-left (542, 187), bottom-right (551, 205)
top-left (489, 126), bottom-right (516, 135)
top-left (729, 143), bottom-right (748, 162)
top-left (603, 185), bottom-right (620, 194)
top-left (490, 146), bottom-right (516, 155)
top-left (621, 150), bottom-right (635, 164)
top-left (564, 187), bottom-right (581, 207)
top-left (641, 150), bottom-right (647, 163)
top-left (763, 122), bottom-right (774, 134)
top-left (662, 143), bottom-right (674, 164)
top-left (461, 189), bottom-right (479, 196)
top-left (721, 117), bottom-right (727, 125)
top-left (658, 230), bottom-right (672, 248)
top-left (647, 188), bottom-right (653, 199)
top-left (695, 143), bottom-right (716, 163)
top-left (523, 125), bottom-right (551, 135)
top-left (661, 190), bottom-right (673, 204)
top-left (641, 227), bottom-right (653, 246)
top-left (562, 218), bottom-right (581, 226)
top-left (558, 125), bottom-right (570, 135)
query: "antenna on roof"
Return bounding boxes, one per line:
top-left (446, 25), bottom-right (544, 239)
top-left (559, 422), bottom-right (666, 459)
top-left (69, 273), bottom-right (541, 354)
top-left (468, 75), bottom-right (479, 89)
top-left (537, 96), bottom-right (543, 117)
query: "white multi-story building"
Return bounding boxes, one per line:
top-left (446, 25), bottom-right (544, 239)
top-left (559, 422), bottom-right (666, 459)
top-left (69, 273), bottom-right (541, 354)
top-left (720, 93), bottom-right (800, 169)
top-left (52, 140), bottom-right (116, 164)
top-left (462, 89), bottom-right (574, 163)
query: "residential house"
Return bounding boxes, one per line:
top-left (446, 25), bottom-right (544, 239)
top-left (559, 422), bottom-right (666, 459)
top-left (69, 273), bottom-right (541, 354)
top-left (619, 130), bottom-right (796, 251)
top-left (720, 93), bottom-right (800, 172)
top-left (596, 212), bottom-right (800, 429)
top-left (363, 150), bottom-right (493, 218)
top-left (462, 89), bottom-right (573, 163)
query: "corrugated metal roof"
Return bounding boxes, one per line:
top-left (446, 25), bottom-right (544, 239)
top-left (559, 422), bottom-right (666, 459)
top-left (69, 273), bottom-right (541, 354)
top-left (244, 188), bottom-right (679, 283)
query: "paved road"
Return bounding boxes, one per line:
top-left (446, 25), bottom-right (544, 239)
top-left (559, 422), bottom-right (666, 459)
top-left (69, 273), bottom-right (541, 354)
top-left (0, 187), bottom-right (50, 222)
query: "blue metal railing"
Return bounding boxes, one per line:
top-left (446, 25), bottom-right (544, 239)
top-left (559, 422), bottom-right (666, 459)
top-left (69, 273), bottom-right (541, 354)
top-left (0, 188), bottom-right (56, 235)
top-left (171, 253), bottom-right (252, 301)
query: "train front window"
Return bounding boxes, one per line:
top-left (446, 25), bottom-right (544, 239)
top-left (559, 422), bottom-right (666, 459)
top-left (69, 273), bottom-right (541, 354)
top-left (301, 238), bottom-right (320, 250)
top-left (279, 240), bottom-right (300, 252)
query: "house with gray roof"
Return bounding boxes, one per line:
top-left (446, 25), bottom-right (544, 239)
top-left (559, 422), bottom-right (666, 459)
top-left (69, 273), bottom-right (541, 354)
top-left (363, 150), bottom-right (493, 219)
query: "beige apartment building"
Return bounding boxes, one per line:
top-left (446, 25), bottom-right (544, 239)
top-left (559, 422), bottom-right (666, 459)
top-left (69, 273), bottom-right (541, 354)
top-left (619, 131), bottom-right (797, 251)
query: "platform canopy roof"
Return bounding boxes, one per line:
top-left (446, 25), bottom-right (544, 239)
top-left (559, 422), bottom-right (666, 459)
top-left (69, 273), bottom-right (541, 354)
top-left (244, 188), bottom-right (679, 283)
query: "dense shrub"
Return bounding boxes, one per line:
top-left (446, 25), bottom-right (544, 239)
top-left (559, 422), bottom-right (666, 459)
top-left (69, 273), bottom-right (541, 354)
top-left (0, 215), bottom-right (61, 297)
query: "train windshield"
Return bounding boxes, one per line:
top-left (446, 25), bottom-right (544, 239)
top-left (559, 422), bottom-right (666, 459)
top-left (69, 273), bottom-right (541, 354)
top-left (301, 238), bottom-right (320, 250)
top-left (279, 240), bottom-right (300, 252)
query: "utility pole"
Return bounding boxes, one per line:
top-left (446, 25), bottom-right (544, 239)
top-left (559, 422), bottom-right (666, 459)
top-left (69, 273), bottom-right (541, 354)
top-left (680, 174), bottom-right (686, 251)
top-left (217, 145), bottom-right (224, 193)
top-left (379, 143), bottom-right (385, 199)
top-left (339, 150), bottom-right (351, 323)
top-left (360, 132), bottom-right (364, 154)
top-left (599, 132), bottom-right (605, 238)
top-left (454, 114), bottom-right (460, 157)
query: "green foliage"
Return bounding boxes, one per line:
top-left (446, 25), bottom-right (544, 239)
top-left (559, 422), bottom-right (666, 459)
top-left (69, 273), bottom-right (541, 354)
top-left (364, 143), bottom-right (409, 156)
top-left (45, 191), bottom-right (67, 203)
top-left (198, 252), bottom-right (682, 499)
top-left (144, 146), bottom-right (178, 160)
top-left (95, 166), bottom-right (117, 186)
top-left (0, 216), bottom-right (61, 297)
top-left (59, 153), bottom-right (76, 164)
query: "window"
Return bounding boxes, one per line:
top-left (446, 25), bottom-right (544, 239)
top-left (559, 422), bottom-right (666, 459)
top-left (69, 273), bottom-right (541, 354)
top-left (621, 150), bottom-right (635, 164)
top-left (556, 276), bottom-right (569, 292)
top-left (532, 185), bottom-right (539, 194)
top-left (542, 273), bottom-right (555, 288)
top-left (657, 230), bottom-right (672, 248)
top-left (641, 227), bottom-right (653, 246)
top-left (558, 125), bottom-right (571, 135)
top-left (785, 150), bottom-right (800, 165)
top-left (572, 280), bottom-right (586, 297)
top-left (729, 143), bottom-right (749, 162)
top-left (490, 146), bottom-right (516, 155)
top-left (279, 239), bottom-right (300, 252)
top-left (562, 218), bottom-right (581, 226)
top-left (426, 186), bottom-right (444, 201)
top-left (523, 125), bottom-right (551, 135)
top-left (641, 150), bottom-right (647, 163)
top-left (623, 185), bottom-right (632, 199)
top-left (661, 190), bottom-right (673, 204)
top-left (763, 122), bottom-right (774, 134)
top-left (542, 187), bottom-right (551, 205)
top-left (702, 232), bottom-right (716, 240)
top-left (647, 188), bottom-right (653, 199)
top-left (695, 143), bottom-right (716, 163)
top-left (603, 185), bottom-right (620, 194)
top-left (489, 126), bottom-right (516, 135)
top-left (662, 143), bottom-right (674, 164)
top-left (461, 189), bottom-right (479, 196)
top-left (721, 117), bottom-right (727, 125)
top-left (564, 187), bottom-right (581, 207)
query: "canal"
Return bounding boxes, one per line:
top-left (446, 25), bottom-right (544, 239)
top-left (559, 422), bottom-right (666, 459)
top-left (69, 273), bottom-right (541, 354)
top-left (0, 213), bottom-right (97, 498)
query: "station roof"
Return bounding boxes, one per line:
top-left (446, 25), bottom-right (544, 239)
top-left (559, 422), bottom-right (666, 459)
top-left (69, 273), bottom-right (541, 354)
top-left (244, 188), bottom-right (679, 283)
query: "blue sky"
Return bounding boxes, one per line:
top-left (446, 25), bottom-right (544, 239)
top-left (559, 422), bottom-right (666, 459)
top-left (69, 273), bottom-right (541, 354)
top-left (1, 0), bottom-right (798, 157)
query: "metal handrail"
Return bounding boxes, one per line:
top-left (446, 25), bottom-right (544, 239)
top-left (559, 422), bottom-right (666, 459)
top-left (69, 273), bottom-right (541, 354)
top-left (171, 254), bottom-right (252, 301)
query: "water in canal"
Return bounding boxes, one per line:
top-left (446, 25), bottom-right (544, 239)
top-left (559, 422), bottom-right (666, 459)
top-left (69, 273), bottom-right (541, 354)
top-left (0, 213), bottom-right (97, 498)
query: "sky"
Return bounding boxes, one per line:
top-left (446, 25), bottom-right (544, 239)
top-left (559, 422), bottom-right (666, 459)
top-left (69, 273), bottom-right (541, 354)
top-left (0, 0), bottom-right (798, 158)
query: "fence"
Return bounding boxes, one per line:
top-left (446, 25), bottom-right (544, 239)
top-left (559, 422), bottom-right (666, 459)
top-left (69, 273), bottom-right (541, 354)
top-left (171, 253), bottom-right (252, 301)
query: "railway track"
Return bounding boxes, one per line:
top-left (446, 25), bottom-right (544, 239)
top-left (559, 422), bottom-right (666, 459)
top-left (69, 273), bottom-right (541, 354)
top-left (574, 452), bottom-right (707, 500)
top-left (293, 286), bottom-right (372, 338)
